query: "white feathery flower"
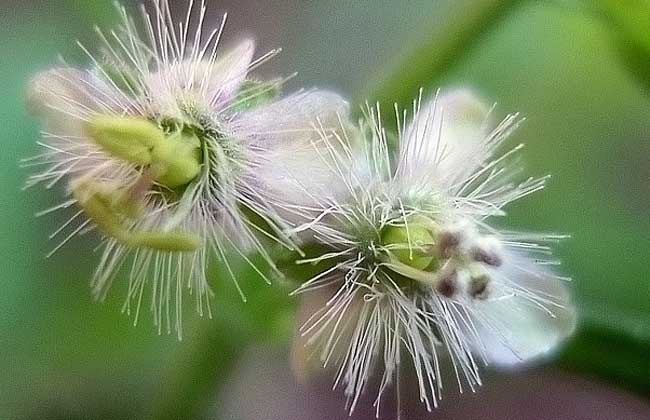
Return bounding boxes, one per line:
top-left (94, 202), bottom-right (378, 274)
top-left (290, 89), bottom-right (576, 414)
top-left (24, 0), bottom-right (348, 337)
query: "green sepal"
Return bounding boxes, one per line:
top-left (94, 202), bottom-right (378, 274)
top-left (71, 178), bottom-right (132, 242)
top-left (71, 178), bottom-right (200, 252)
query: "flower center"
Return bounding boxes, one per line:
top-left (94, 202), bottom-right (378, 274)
top-left (379, 217), bottom-right (504, 300)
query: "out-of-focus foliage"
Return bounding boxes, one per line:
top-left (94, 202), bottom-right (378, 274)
top-left (362, 0), bottom-right (522, 116)
top-left (589, 0), bottom-right (650, 95)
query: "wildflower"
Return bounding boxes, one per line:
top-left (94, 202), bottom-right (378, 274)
top-left (25, 0), bottom-right (348, 337)
top-left (290, 89), bottom-right (576, 414)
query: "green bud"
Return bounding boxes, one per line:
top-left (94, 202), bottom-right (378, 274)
top-left (72, 178), bottom-right (200, 252)
top-left (130, 230), bottom-right (201, 252)
top-left (381, 219), bottom-right (436, 270)
top-left (86, 115), bottom-right (203, 188)
top-left (230, 79), bottom-right (281, 112)
top-left (151, 131), bottom-right (202, 188)
top-left (71, 178), bottom-right (131, 242)
top-left (99, 61), bottom-right (140, 95)
top-left (85, 115), bottom-right (165, 165)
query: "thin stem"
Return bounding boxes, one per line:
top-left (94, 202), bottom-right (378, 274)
top-left (360, 0), bottom-right (525, 117)
top-left (144, 311), bottom-right (249, 420)
top-left (144, 266), bottom-right (295, 420)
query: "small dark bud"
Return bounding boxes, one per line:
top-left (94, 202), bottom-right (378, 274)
top-left (470, 246), bottom-right (502, 267)
top-left (469, 274), bottom-right (490, 300)
top-left (437, 231), bottom-right (461, 259)
top-left (436, 270), bottom-right (458, 298)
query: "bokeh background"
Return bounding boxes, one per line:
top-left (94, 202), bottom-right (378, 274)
top-left (1, 0), bottom-right (649, 419)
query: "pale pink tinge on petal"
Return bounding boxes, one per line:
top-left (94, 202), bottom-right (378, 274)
top-left (27, 67), bottom-right (120, 135)
top-left (400, 89), bottom-right (491, 187)
top-left (235, 90), bottom-right (351, 223)
top-left (143, 39), bottom-right (256, 115)
top-left (206, 38), bottom-right (256, 106)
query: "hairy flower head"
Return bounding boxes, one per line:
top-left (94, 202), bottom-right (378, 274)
top-left (290, 89), bottom-right (576, 414)
top-left (24, 0), bottom-right (348, 337)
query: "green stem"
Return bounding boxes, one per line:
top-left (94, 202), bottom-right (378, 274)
top-left (360, 0), bottom-right (524, 114)
top-left (558, 303), bottom-right (650, 394)
top-left (144, 262), bottom-right (295, 420)
top-left (144, 310), bottom-right (250, 420)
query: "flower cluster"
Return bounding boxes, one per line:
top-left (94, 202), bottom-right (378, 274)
top-left (26, 0), bottom-right (575, 414)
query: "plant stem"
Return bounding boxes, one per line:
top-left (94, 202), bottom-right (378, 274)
top-left (559, 304), bottom-right (650, 394)
top-left (144, 263), bottom-right (295, 420)
top-left (360, 0), bottom-right (524, 114)
top-left (144, 311), bottom-right (249, 420)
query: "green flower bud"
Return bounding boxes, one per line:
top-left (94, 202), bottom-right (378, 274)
top-left (85, 115), bottom-right (165, 165)
top-left (230, 79), bottom-right (282, 112)
top-left (381, 219), bottom-right (435, 270)
top-left (151, 131), bottom-right (202, 188)
top-left (71, 178), bottom-right (200, 251)
top-left (86, 115), bottom-right (203, 188)
top-left (71, 178), bottom-right (132, 242)
top-left (130, 230), bottom-right (201, 252)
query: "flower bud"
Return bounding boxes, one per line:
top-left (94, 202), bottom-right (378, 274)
top-left (150, 131), bottom-right (202, 188)
top-left (85, 115), bottom-right (164, 166)
top-left (381, 220), bottom-right (435, 270)
top-left (129, 230), bottom-right (201, 252)
top-left (468, 273), bottom-right (490, 300)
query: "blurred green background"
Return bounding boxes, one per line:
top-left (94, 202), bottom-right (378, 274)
top-left (1, 0), bottom-right (648, 419)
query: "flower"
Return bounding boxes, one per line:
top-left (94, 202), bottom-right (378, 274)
top-left (290, 89), bottom-right (576, 414)
top-left (25, 0), bottom-right (348, 337)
